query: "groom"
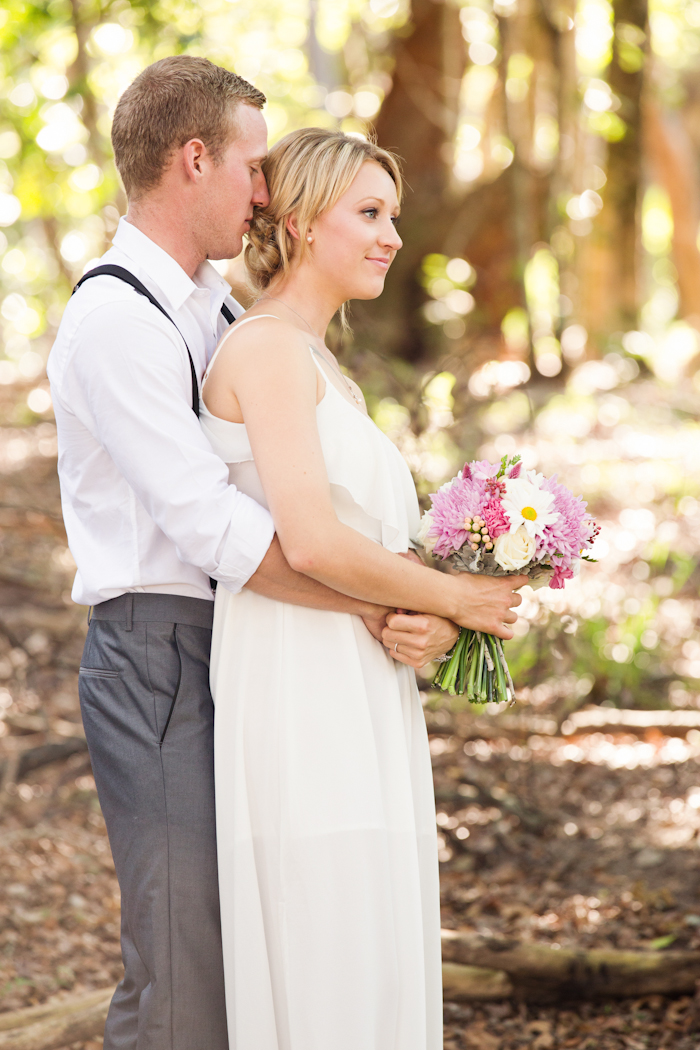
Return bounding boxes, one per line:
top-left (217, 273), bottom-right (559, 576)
top-left (48, 56), bottom-right (521, 1049)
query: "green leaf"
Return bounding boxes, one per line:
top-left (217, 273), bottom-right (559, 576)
top-left (649, 934), bottom-right (676, 950)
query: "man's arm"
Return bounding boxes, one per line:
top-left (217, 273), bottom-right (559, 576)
top-left (247, 537), bottom-right (458, 668)
top-left (64, 298), bottom-right (275, 592)
top-left (246, 535), bottom-right (387, 617)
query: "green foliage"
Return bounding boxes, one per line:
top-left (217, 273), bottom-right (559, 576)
top-left (3, 0), bottom-right (700, 713)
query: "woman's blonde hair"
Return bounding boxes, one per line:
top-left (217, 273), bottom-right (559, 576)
top-left (245, 128), bottom-right (403, 293)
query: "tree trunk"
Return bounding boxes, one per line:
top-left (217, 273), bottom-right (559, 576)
top-left (578, 0), bottom-right (648, 343)
top-left (353, 0), bottom-right (466, 364)
top-left (644, 95), bottom-right (700, 323)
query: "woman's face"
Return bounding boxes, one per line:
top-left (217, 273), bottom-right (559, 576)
top-left (307, 160), bottom-right (402, 301)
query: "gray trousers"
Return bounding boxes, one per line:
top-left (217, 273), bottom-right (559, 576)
top-left (79, 593), bottom-right (228, 1050)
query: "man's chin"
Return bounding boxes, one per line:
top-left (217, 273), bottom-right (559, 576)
top-left (207, 238), bottom-right (244, 265)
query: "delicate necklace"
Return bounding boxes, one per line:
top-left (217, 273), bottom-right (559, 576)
top-left (258, 296), bottom-right (363, 407)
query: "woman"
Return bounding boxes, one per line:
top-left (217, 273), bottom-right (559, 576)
top-left (201, 128), bottom-right (524, 1049)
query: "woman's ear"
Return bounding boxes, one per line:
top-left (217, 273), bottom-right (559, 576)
top-left (286, 214), bottom-right (301, 241)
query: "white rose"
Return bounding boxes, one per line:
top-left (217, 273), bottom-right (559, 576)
top-left (417, 511), bottom-right (437, 554)
top-left (493, 525), bottom-right (536, 571)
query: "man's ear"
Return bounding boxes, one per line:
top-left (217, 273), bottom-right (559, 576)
top-left (182, 139), bottom-right (208, 184)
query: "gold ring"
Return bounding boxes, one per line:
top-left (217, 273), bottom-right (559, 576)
top-left (394, 642), bottom-right (399, 653)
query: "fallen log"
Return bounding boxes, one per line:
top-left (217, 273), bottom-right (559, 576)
top-left (15, 738), bottom-right (87, 780)
top-left (2, 933), bottom-right (700, 1047)
top-left (561, 708), bottom-right (700, 738)
top-left (0, 738), bottom-right (88, 788)
top-left (0, 987), bottom-right (112, 1049)
top-left (442, 929), bottom-right (700, 1001)
top-left (442, 963), bottom-right (513, 1000)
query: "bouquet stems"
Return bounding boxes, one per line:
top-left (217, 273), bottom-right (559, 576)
top-left (433, 627), bottom-right (514, 704)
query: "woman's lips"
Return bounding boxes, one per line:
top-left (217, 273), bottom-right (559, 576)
top-left (367, 257), bottom-right (390, 269)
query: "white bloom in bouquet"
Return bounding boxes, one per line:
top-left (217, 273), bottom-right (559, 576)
top-left (416, 511), bottom-right (437, 554)
top-left (493, 524), bottom-right (536, 570)
top-left (501, 475), bottom-right (559, 538)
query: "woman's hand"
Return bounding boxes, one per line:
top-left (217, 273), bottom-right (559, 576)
top-left (448, 572), bottom-right (527, 638)
top-left (381, 612), bottom-right (459, 668)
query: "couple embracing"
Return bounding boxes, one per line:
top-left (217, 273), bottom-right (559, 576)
top-left (48, 56), bottom-right (524, 1050)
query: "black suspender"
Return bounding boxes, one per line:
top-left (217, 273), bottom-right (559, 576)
top-left (72, 264), bottom-right (236, 418)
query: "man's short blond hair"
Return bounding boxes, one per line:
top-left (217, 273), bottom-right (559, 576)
top-left (111, 56), bottom-right (266, 199)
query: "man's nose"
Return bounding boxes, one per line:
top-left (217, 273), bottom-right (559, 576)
top-left (253, 173), bottom-right (270, 209)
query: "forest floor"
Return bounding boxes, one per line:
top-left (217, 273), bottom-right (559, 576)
top-left (1, 404), bottom-right (700, 1049)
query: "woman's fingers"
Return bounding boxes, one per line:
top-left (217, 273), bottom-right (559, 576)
top-left (382, 613), bottom-right (460, 668)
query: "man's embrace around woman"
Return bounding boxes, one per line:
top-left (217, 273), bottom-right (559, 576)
top-left (48, 55), bottom-right (524, 1050)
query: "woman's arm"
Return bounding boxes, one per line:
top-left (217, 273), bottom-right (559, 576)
top-left (204, 318), bottom-right (524, 636)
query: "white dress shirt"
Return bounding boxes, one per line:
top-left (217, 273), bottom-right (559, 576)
top-left (48, 218), bottom-right (274, 606)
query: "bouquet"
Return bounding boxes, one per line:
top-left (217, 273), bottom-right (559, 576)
top-left (418, 455), bottom-right (599, 702)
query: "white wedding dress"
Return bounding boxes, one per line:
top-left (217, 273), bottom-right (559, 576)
top-left (201, 316), bottom-right (443, 1050)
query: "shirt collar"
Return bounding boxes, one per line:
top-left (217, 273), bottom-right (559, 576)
top-left (192, 259), bottom-right (234, 327)
top-left (112, 218), bottom-right (232, 314)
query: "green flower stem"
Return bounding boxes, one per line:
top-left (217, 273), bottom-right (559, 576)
top-left (433, 629), bottom-right (515, 707)
top-left (495, 636), bottom-right (516, 703)
top-left (488, 634), bottom-right (508, 704)
top-left (477, 634), bottom-right (488, 702)
top-left (458, 629), bottom-right (472, 692)
top-left (466, 633), bottom-right (481, 699)
top-left (436, 628), bottom-right (467, 695)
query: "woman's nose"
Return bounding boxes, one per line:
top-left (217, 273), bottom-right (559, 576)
top-left (381, 222), bottom-right (402, 252)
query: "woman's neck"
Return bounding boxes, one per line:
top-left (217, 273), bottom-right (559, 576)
top-left (261, 270), bottom-right (343, 340)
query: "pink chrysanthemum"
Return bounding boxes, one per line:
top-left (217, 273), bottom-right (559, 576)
top-left (481, 498), bottom-right (510, 538)
top-left (549, 564), bottom-right (575, 589)
top-left (427, 467), bottom-right (492, 558)
top-left (535, 474), bottom-right (594, 587)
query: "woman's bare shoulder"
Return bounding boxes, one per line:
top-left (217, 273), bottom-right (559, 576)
top-left (218, 311), bottom-right (310, 361)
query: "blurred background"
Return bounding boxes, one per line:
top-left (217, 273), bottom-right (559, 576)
top-left (3, 1), bottom-right (700, 1047)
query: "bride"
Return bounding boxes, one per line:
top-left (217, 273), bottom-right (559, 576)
top-left (200, 128), bottom-right (524, 1050)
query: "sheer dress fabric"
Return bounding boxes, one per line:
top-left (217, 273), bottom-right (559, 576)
top-left (201, 317), bottom-right (443, 1050)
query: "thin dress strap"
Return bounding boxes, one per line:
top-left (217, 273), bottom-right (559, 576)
top-left (202, 314), bottom-right (278, 390)
top-left (307, 346), bottom-right (328, 378)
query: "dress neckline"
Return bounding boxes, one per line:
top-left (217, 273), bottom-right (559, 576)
top-left (201, 341), bottom-right (371, 429)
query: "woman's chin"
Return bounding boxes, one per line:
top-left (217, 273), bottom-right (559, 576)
top-left (344, 278), bottom-right (388, 302)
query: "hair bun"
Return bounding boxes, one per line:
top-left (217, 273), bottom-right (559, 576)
top-left (245, 210), bottom-right (282, 291)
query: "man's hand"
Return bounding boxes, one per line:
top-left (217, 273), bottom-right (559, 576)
top-left (381, 612), bottom-right (459, 669)
top-left (361, 609), bottom-right (391, 643)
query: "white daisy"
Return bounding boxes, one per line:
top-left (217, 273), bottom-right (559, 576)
top-left (501, 475), bottom-right (560, 538)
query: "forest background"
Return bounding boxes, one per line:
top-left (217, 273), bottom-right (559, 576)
top-left (3, 0), bottom-right (700, 1048)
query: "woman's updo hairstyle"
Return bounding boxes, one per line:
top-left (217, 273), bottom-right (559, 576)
top-left (245, 128), bottom-right (403, 292)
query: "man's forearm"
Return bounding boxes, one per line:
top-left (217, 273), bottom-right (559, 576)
top-left (245, 535), bottom-right (383, 617)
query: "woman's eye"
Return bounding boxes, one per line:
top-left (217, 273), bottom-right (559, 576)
top-left (391, 215), bottom-right (400, 226)
top-left (363, 208), bottom-right (378, 219)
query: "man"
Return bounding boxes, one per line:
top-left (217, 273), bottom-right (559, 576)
top-left (48, 56), bottom-right (519, 1049)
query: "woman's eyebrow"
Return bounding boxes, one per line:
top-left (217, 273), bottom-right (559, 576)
top-left (356, 196), bottom-right (399, 210)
